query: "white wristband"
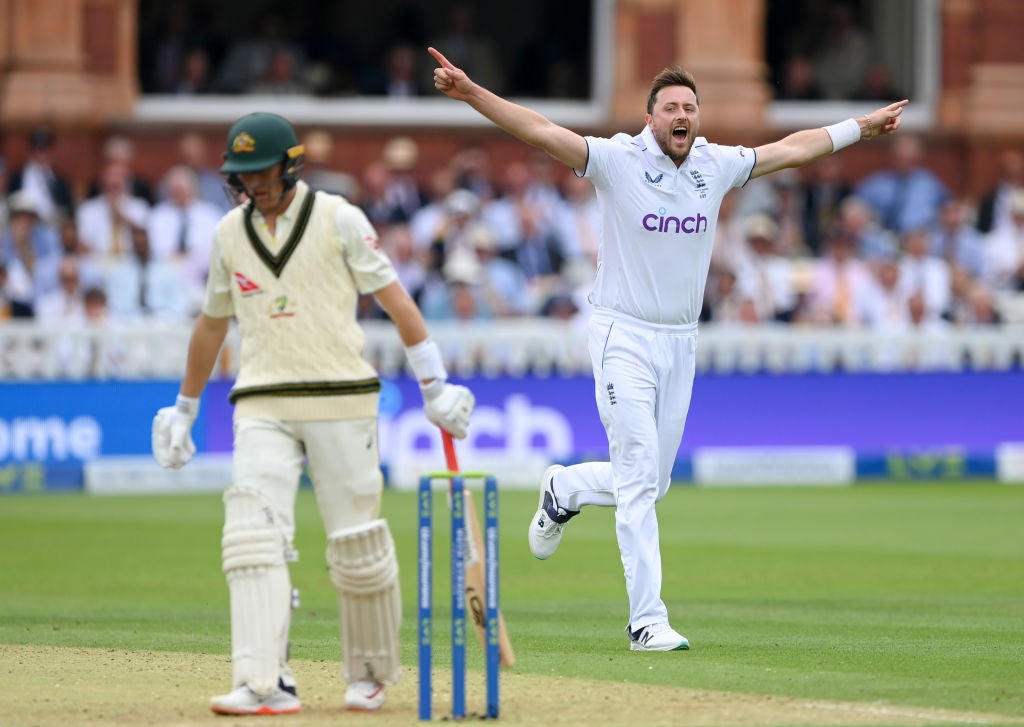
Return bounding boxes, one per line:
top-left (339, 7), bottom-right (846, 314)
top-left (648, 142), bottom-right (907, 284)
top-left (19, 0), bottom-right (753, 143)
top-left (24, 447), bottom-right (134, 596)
top-left (824, 118), bottom-right (861, 152)
top-left (176, 394), bottom-right (200, 417)
top-left (405, 339), bottom-right (447, 383)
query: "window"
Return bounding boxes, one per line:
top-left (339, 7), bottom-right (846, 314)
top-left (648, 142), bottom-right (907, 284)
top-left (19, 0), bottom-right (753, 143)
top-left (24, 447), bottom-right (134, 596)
top-left (136, 0), bottom-right (614, 127)
top-left (764, 0), bottom-right (940, 129)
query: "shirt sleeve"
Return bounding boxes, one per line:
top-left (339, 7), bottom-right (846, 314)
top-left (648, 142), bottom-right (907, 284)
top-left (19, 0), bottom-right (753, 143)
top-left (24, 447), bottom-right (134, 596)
top-left (581, 135), bottom-right (628, 191)
top-left (336, 202), bottom-right (398, 294)
top-left (717, 144), bottom-right (757, 189)
top-left (201, 233), bottom-right (235, 318)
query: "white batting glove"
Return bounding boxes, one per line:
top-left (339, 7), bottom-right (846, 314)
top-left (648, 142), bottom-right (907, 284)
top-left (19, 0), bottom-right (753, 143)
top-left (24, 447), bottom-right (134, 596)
top-left (152, 395), bottom-right (199, 469)
top-left (421, 381), bottom-right (474, 440)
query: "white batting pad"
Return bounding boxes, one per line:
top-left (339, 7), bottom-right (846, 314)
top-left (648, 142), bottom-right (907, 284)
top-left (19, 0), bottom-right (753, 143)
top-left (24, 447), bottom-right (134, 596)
top-left (326, 519), bottom-right (402, 685)
top-left (222, 487), bottom-right (292, 696)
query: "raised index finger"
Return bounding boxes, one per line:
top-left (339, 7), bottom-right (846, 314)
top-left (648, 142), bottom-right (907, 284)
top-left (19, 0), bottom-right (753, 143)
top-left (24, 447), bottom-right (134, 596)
top-left (428, 47), bottom-right (455, 70)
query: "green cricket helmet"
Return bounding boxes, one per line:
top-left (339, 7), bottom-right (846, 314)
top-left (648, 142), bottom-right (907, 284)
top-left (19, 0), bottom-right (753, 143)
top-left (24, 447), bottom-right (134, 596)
top-left (220, 112), bottom-right (305, 189)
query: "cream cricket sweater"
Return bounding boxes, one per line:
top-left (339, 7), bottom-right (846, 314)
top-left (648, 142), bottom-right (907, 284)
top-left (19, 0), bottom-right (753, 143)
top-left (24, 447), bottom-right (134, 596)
top-left (204, 182), bottom-right (397, 421)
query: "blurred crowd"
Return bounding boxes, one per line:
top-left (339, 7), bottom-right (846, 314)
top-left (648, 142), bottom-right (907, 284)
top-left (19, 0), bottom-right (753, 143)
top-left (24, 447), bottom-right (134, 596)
top-left (2, 124), bottom-right (1024, 352)
top-left (138, 1), bottom-right (590, 100)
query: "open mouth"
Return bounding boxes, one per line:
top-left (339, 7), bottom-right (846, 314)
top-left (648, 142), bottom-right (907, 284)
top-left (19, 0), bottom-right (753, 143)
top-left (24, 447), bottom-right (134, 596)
top-left (672, 125), bottom-right (688, 142)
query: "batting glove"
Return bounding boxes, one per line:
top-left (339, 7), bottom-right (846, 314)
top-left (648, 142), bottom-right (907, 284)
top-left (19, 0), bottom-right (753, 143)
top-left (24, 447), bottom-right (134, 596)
top-left (152, 394), bottom-right (199, 469)
top-left (421, 381), bottom-right (474, 439)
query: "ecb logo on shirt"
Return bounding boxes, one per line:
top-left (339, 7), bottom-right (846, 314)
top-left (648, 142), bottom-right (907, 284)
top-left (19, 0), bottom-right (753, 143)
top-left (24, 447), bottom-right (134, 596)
top-left (642, 207), bottom-right (708, 234)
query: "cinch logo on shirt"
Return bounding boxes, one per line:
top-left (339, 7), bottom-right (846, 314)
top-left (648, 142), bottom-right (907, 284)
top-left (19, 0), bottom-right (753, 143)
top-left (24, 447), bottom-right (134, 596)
top-left (642, 207), bottom-right (708, 234)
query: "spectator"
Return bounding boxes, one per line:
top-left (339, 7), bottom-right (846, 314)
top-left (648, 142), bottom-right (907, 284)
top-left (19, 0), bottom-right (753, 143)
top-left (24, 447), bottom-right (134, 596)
top-left (6, 126), bottom-right (75, 224)
top-left (89, 135), bottom-right (156, 204)
top-left (776, 54), bottom-right (823, 100)
top-left (163, 132), bottom-right (231, 213)
top-left (302, 130), bottom-right (359, 198)
top-left (106, 225), bottom-right (193, 322)
top-left (975, 149), bottom-right (1024, 235)
top-left (0, 191), bottom-right (61, 313)
top-left (147, 165), bottom-right (221, 291)
top-left (553, 173), bottom-right (601, 271)
top-left (419, 247), bottom-right (492, 321)
top-left (409, 165), bottom-right (457, 251)
top-left (983, 188), bottom-right (1024, 290)
top-left (468, 222), bottom-right (533, 316)
top-left (734, 214), bottom-right (797, 322)
top-left (860, 258), bottom-right (910, 331)
top-left (806, 226), bottom-right (876, 326)
top-left (710, 190), bottom-right (749, 272)
top-left (854, 135), bottom-right (950, 234)
top-left (901, 291), bottom-right (955, 370)
top-left (425, 188), bottom-right (484, 273)
top-left (360, 162), bottom-right (400, 227)
top-left (212, 14), bottom-right (305, 94)
top-left (141, 0), bottom-right (210, 94)
top-left (813, 2), bottom-right (870, 100)
top-left (0, 156), bottom-right (8, 235)
top-left (838, 196), bottom-right (897, 262)
top-left (380, 136), bottom-right (427, 220)
top-left (360, 43), bottom-right (428, 97)
top-left (75, 162), bottom-right (151, 262)
top-left (702, 266), bottom-right (758, 325)
top-left (930, 198), bottom-right (986, 279)
top-left (897, 228), bottom-right (952, 318)
top-left (34, 256), bottom-right (85, 324)
top-left (378, 224), bottom-right (427, 303)
top-left (854, 62), bottom-right (903, 102)
top-left (424, 3), bottom-right (504, 94)
top-left (449, 146), bottom-right (495, 202)
top-left (55, 212), bottom-right (103, 291)
top-left (482, 160), bottom-right (560, 255)
top-left (249, 48), bottom-right (312, 95)
top-left (802, 154), bottom-right (853, 255)
top-left (176, 46), bottom-right (215, 95)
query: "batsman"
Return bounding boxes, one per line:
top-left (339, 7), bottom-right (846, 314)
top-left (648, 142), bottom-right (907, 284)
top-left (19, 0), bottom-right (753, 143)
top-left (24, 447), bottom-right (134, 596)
top-left (151, 112), bottom-right (474, 715)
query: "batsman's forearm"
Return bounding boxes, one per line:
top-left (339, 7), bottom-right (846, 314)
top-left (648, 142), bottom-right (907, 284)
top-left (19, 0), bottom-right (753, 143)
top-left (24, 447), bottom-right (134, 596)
top-left (180, 314), bottom-right (230, 398)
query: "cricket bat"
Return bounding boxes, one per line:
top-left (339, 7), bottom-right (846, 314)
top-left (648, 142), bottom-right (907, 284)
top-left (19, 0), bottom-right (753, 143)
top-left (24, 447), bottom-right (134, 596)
top-left (442, 429), bottom-right (516, 668)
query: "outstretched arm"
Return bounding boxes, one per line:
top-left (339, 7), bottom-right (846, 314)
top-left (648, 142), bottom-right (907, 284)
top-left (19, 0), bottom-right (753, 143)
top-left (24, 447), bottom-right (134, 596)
top-left (429, 47), bottom-right (589, 171)
top-left (750, 99), bottom-right (909, 180)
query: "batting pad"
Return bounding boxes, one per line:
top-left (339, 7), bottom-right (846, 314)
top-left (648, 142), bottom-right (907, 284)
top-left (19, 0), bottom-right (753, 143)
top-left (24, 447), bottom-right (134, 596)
top-left (326, 519), bottom-right (402, 685)
top-left (222, 487), bottom-right (292, 696)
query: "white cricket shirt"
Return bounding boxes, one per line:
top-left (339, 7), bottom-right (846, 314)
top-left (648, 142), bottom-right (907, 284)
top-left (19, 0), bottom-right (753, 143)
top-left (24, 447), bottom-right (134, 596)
top-left (582, 125), bottom-right (755, 325)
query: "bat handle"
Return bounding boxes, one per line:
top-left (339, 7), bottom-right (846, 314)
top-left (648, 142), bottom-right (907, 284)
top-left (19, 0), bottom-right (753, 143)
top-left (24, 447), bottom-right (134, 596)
top-left (442, 428), bottom-right (459, 473)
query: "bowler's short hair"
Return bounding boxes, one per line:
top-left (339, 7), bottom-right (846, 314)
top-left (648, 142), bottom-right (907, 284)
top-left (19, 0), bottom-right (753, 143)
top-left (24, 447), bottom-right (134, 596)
top-left (647, 67), bottom-right (699, 114)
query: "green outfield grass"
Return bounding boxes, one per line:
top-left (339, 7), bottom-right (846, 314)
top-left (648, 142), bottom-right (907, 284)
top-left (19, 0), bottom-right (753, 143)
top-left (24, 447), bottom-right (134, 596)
top-left (2, 482), bottom-right (1022, 718)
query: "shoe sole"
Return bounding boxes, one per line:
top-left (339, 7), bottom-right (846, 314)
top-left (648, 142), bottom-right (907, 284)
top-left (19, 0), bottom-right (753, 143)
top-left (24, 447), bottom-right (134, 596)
top-left (629, 641), bottom-right (690, 652)
top-left (210, 704), bottom-right (302, 715)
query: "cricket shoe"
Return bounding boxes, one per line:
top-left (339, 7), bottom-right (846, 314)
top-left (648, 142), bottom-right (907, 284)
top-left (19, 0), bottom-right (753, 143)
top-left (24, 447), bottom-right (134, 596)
top-left (528, 464), bottom-right (579, 560)
top-left (344, 680), bottom-right (386, 711)
top-left (627, 622), bottom-right (690, 652)
top-left (209, 679), bottom-right (301, 715)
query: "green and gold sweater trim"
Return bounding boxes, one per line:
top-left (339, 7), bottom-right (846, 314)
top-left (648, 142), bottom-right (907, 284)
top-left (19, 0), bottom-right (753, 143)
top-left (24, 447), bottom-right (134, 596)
top-left (243, 192), bottom-right (316, 278)
top-left (229, 378), bottom-right (382, 404)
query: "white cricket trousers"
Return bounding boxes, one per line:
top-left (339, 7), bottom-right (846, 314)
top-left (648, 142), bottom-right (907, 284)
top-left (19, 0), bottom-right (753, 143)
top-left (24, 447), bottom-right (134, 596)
top-left (231, 416), bottom-right (385, 545)
top-left (558, 309), bottom-right (697, 630)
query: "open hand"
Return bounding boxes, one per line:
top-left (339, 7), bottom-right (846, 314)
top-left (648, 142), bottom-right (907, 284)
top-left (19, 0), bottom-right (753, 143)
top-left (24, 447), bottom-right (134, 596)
top-left (860, 99), bottom-right (909, 139)
top-left (428, 47), bottom-right (474, 102)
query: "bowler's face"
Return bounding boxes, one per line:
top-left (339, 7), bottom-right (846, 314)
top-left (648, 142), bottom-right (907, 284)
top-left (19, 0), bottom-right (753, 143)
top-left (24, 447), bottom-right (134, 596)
top-left (646, 86), bottom-right (700, 166)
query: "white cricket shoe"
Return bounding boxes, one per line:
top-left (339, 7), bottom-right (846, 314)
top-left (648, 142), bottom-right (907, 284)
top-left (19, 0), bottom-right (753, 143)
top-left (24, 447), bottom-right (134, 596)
top-left (344, 680), bottom-right (386, 711)
top-left (209, 684), bottom-right (301, 715)
top-left (626, 622), bottom-right (690, 652)
top-left (527, 464), bottom-right (579, 560)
